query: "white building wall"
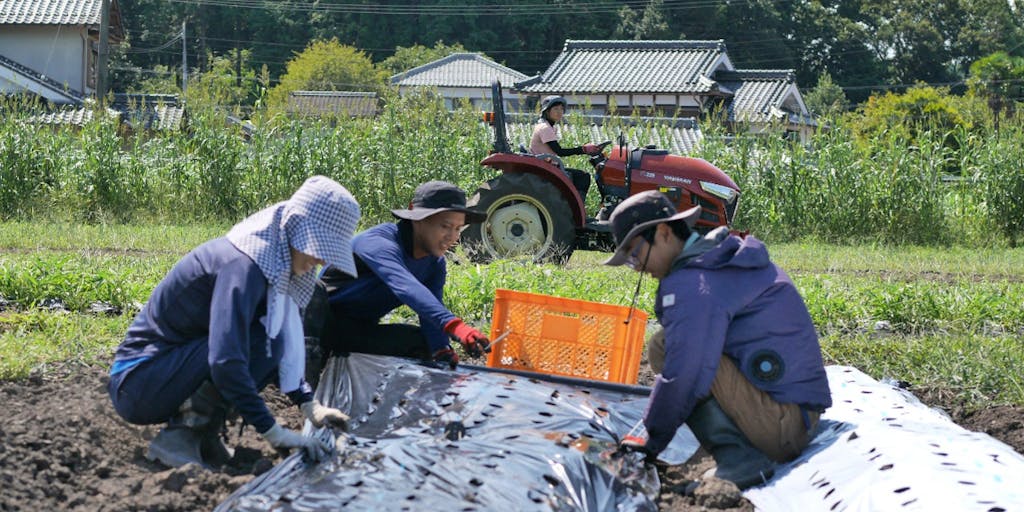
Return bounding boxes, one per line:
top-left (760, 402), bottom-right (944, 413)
top-left (398, 84), bottom-right (523, 112)
top-left (0, 25), bottom-right (90, 95)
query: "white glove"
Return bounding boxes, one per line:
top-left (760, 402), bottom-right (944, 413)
top-left (260, 423), bottom-right (333, 462)
top-left (300, 400), bottom-right (350, 431)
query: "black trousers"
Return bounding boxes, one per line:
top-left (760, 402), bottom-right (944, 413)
top-left (566, 167), bottom-right (591, 200)
top-left (303, 282), bottom-right (432, 392)
top-left (323, 314), bottom-right (431, 360)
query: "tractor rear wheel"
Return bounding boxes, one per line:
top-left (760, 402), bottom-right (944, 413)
top-left (461, 173), bottom-right (576, 263)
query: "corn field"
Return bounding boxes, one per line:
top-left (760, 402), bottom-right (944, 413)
top-left (3, 91), bottom-right (1024, 246)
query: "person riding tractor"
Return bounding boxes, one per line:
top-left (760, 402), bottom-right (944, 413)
top-left (530, 95), bottom-right (602, 200)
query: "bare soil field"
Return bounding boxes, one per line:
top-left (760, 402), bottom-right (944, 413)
top-left (1, 361), bottom-right (1020, 512)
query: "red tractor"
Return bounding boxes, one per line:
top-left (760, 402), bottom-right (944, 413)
top-left (460, 82), bottom-right (741, 263)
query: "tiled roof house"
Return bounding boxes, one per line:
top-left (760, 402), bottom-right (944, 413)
top-left (516, 40), bottom-right (814, 140)
top-left (0, 0), bottom-right (124, 103)
top-left (287, 90), bottom-right (378, 118)
top-left (28, 93), bottom-right (187, 132)
top-left (391, 53), bottom-right (528, 111)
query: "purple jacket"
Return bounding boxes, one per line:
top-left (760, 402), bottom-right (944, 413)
top-left (644, 230), bottom-right (831, 454)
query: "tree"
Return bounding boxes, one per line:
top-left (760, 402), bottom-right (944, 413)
top-left (804, 72), bottom-right (850, 119)
top-left (127, 64), bottom-right (180, 95)
top-left (857, 0), bottom-right (962, 85)
top-left (187, 50), bottom-right (257, 109)
top-left (614, 0), bottom-right (673, 40)
top-left (952, 0), bottom-right (1024, 73)
top-left (967, 52), bottom-right (1024, 129)
top-left (788, 1), bottom-right (888, 104)
top-left (379, 41), bottom-right (470, 76)
top-left (851, 84), bottom-right (970, 162)
top-left (268, 38), bottom-right (386, 108)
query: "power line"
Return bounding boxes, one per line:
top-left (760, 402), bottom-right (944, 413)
top-left (161, 0), bottom-right (736, 16)
top-left (125, 33), bottom-right (183, 54)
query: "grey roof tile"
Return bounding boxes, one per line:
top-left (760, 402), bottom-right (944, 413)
top-left (715, 69), bottom-right (797, 123)
top-left (517, 40), bottom-right (728, 94)
top-left (0, 0), bottom-right (100, 25)
top-left (28, 107), bottom-right (101, 125)
top-left (391, 53), bottom-right (528, 88)
top-left (287, 90), bottom-right (378, 117)
top-left (27, 94), bottom-right (185, 130)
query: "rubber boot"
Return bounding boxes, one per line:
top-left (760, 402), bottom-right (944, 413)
top-left (686, 398), bottom-right (776, 490)
top-left (147, 381), bottom-right (233, 469)
top-left (147, 420), bottom-right (205, 468)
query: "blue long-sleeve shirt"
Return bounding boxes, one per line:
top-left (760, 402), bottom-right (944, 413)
top-left (111, 237), bottom-right (313, 433)
top-left (644, 232), bottom-right (832, 454)
top-left (324, 222), bottom-right (455, 352)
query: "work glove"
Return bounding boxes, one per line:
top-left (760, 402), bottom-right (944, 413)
top-left (620, 434), bottom-right (648, 451)
top-left (444, 318), bottom-right (491, 358)
top-left (432, 346), bottom-right (460, 370)
top-left (617, 420), bottom-right (657, 463)
top-left (582, 143), bottom-right (601, 155)
top-left (260, 423), bottom-right (334, 462)
top-left (300, 400), bottom-right (350, 431)
top-left (617, 436), bottom-right (658, 464)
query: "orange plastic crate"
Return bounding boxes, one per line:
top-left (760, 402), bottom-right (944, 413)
top-left (486, 289), bottom-right (648, 384)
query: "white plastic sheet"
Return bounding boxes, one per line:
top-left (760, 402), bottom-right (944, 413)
top-left (745, 366), bottom-right (1024, 511)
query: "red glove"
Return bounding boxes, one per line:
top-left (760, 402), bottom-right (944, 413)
top-left (432, 347), bottom-right (459, 370)
top-left (444, 318), bottom-right (491, 358)
top-left (582, 143), bottom-right (600, 155)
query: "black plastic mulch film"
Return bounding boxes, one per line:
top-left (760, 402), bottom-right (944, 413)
top-left (216, 354), bottom-right (697, 511)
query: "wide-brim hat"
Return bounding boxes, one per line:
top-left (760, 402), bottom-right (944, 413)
top-left (391, 180), bottom-right (486, 224)
top-left (287, 176), bottom-right (361, 278)
top-left (603, 190), bottom-right (701, 266)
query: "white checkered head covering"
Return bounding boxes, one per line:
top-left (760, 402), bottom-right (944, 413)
top-left (227, 175), bottom-right (360, 308)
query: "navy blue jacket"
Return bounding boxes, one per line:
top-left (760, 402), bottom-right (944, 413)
top-left (324, 222), bottom-right (455, 352)
top-left (645, 233), bottom-right (832, 454)
top-left (111, 237), bottom-right (313, 433)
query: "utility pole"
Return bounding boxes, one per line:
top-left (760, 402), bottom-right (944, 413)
top-left (97, 0), bottom-right (110, 102)
top-left (181, 21), bottom-right (188, 97)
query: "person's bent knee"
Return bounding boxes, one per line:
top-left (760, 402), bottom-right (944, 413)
top-left (108, 370), bottom-right (180, 425)
top-left (646, 328), bottom-right (666, 374)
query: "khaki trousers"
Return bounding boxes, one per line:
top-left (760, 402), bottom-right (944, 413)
top-left (646, 328), bottom-right (818, 462)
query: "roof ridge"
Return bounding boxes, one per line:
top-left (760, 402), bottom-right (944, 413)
top-left (291, 90), bottom-right (377, 97)
top-left (726, 69), bottom-right (796, 75)
top-left (564, 39), bottom-right (726, 51)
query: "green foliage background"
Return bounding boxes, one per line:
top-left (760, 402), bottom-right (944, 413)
top-left (4, 85), bottom-right (1024, 246)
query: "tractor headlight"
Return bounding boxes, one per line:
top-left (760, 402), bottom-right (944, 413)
top-left (700, 181), bottom-right (738, 203)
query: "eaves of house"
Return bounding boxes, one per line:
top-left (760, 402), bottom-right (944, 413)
top-left (714, 69), bottom-right (812, 125)
top-left (0, 53), bottom-right (85, 104)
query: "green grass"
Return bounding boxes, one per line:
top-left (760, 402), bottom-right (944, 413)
top-left (2, 224), bottom-right (1022, 411)
top-left (0, 310), bottom-right (130, 380)
top-left (822, 333), bottom-right (1024, 406)
top-left (0, 222), bottom-right (227, 252)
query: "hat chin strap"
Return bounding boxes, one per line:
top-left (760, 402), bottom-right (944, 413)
top-left (624, 242), bottom-right (653, 325)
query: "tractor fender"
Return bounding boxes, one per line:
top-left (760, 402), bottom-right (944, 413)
top-left (480, 153), bottom-right (586, 227)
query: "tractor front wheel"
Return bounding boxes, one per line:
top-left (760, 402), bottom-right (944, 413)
top-left (461, 173), bottom-right (576, 263)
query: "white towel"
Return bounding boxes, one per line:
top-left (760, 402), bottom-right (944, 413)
top-left (264, 291), bottom-right (305, 394)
